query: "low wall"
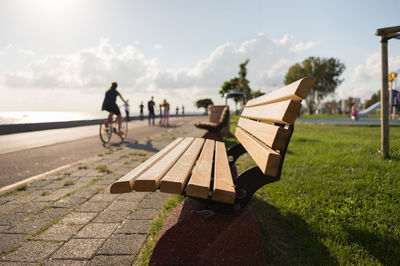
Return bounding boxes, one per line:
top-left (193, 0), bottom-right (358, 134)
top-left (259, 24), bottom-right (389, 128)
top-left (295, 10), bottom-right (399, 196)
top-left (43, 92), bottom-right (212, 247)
top-left (0, 119), bottom-right (103, 135)
top-left (0, 114), bottom-right (203, 135)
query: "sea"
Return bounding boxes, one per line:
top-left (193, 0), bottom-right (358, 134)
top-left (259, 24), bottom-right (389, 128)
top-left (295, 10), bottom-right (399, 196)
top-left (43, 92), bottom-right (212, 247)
top-left (0, 111), bottom-right (104, 125)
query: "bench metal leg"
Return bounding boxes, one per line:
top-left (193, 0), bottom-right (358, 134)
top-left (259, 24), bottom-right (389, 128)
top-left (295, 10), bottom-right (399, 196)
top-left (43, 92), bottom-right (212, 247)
top-left (234, 166), bottom-right (280, 206)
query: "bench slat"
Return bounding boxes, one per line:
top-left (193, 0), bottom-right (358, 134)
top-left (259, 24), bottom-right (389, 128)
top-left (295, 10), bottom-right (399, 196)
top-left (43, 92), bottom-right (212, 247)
top-left (212, 141), bottom-right (235, 204)
top-left (237, 118), bottom-right (290, 150)
top-left (160, 138), bottom-right (205, 194)
top-left (240, 100), bottom-right (301, 125)
top-left (235, 127), bottom-right (281, 176)
top-left (246, 77), bottom-right (313, 107)
top-left (134, 137), bottom-right (194, 191)
top-left (186, 139), bottom-right (215, 199)
top-left (110, 138), bottom-right (184, 193)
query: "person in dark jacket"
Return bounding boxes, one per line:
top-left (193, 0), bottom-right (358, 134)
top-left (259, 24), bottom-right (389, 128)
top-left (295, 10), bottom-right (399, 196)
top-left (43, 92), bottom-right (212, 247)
top-left (101, 81), bottom-right (128, 135)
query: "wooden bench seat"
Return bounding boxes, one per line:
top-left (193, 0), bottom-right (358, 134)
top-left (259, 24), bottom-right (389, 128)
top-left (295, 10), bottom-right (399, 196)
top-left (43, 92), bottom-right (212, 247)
top-left (111, 77), bottom-right (314, 205)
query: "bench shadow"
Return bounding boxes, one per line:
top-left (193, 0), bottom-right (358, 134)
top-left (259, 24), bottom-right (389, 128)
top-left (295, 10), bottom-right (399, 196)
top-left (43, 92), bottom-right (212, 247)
top-left (293, 138), bottom-right (321, 143)
top-left (249, 197), bottom-right (338, 265)
top-left (344, 226), bottom-right (400, 264)
top-left (125, 139), bottom-right (160, 153)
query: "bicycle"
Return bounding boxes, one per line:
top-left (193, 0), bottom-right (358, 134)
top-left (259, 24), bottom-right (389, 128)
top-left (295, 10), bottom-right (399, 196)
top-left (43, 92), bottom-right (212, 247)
top-left (99, 115), bottom-right (128, 144)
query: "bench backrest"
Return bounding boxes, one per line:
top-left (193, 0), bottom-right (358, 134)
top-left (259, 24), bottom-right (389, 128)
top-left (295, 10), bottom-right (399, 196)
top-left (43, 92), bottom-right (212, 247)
top-left (235, 77), bottom-right (314, 177)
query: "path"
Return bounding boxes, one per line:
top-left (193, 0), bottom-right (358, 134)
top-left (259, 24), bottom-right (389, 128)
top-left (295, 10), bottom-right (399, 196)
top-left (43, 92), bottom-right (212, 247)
top-left (0, 117), bottom-right (206, 265)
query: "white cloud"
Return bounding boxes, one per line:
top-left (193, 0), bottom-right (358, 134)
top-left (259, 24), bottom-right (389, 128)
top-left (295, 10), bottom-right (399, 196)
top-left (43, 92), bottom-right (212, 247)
top-left (0, 44), bottom-right (34, 55)
top-left (154, 44), bottom-right (163, 49)
top-left (340, 53), bottom-right (400, 100)
top-left (1, 34), bottom-right (318, 112)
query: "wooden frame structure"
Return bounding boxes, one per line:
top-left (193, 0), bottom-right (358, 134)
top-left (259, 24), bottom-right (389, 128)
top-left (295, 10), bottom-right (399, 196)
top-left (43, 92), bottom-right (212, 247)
top-left (376, 26), bottom-right (400, 158)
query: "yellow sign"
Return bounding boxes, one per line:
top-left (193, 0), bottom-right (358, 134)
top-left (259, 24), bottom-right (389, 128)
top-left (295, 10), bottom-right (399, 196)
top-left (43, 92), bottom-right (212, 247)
top-left (389, 72), bottom-right (398, 82)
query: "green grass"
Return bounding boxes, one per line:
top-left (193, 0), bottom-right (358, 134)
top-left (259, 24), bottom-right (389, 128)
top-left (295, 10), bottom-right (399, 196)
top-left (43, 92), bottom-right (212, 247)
top-left (136, 195), bottom-right (185, 266)
top-left (225, 120), bottom-right (400, 265)
top-left (95, 165), bottom-right (112, 173)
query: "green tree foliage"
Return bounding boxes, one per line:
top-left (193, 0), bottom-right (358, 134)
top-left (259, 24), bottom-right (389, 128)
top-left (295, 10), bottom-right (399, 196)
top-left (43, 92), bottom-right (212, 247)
top-left (195, 98), bottom-right (213, 113)
top-left (252, 89), bottom-right (265, 98)
top-left (220, 77), bottom-right (239, 98)
top-left (284, 56), bottom-right (345, 114)
top-left (238, 59), bottom-right (252, 99)
top-left (365, 90), bottom-right (380, 108)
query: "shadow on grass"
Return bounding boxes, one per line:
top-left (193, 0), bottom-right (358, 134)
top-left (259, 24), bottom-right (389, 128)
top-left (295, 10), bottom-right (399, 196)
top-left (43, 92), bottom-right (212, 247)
top-left (293, 138), bottom-right (321, 143)
top-left (125, 139), bottom-right (159, 153)
top-left (249, 197), bottom-right (338, 265)
top-left (344, 226), bottom-right (400, 265)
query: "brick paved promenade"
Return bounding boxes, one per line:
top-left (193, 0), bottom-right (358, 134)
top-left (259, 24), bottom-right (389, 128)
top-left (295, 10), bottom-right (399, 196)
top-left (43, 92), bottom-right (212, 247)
top-left (0, 120), bottom-right (204, 265)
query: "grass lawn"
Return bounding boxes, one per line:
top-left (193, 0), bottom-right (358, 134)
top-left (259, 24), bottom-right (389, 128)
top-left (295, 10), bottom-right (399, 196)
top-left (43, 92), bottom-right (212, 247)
top-left (136, 116), bottom-right (400, 265)
top-left (226, 115), bottom-right (400, 265)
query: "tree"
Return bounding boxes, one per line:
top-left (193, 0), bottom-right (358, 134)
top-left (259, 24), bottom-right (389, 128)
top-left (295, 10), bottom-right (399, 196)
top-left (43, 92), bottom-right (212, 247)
top-left (284, 56), bottom-right (345, 114)
top-left (365, 90), bottom-right (380, 108)
top-left (195, 98), bottom-right (213, 113)
top-left (219, 77), bottom-right (239, 98)
top-left (251, 89), bottom-right (265, 98)
top-left (238, 59), bottom-right (252, 100)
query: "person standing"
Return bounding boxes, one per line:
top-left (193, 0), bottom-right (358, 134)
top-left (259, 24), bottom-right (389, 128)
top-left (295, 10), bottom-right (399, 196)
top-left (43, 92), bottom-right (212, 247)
top-left (176, 106), bottom-right (179, 116)
top-left (139, 101), bottom-right (144, 120)
top-left (159, 104), bottom-right (163, 126)
top-left (162, 99), bottom-right (170, 127)
top-left (147, 96), bottom-right (155, 126)
top-left (101, 81), bottom-right (128, 135)
top-left (124, 100), bottom-right (130, 121)
top-left (182, 105), bottom-right (185, 116)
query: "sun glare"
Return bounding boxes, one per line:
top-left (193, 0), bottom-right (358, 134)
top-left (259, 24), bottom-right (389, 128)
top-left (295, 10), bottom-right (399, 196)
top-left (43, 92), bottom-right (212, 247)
top-left (37, 0), bottom-right (77, 16)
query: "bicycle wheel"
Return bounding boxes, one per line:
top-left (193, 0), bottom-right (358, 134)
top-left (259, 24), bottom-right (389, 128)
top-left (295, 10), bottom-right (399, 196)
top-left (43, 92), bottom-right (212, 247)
top-left (99, 121), bottom-right (112, 143)
top-left (119, 118), bottom-right (128, 141)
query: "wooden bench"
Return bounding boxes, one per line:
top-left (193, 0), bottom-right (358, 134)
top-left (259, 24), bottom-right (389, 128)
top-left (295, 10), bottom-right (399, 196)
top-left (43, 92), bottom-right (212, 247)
top-left (194, 105), bottom-right (230, 140)
top-left (110, 77), bottom-right (313, 205)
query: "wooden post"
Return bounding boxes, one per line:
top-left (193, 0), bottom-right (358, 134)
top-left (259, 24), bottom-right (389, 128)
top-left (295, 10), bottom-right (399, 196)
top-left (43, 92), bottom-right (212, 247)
top-left (380, 38), bottom-right (390, 158)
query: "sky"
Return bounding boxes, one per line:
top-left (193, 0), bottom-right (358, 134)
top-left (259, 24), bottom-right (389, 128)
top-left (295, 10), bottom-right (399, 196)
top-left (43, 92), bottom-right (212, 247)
top-left (1, 0), bottom-right (400, 114)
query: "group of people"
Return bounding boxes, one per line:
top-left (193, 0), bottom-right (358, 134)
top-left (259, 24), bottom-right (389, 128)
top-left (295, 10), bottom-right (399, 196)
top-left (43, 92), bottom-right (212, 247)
top-left (101, 82), bottom-right (184, 131)
top-left (147, 96), bottom-right (171, 127)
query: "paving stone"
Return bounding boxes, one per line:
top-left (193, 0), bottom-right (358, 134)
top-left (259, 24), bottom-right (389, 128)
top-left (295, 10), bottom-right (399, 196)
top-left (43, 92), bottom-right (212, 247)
top-left (14, 202), bottom-right (50, 214)
top-left (139, 197), bottom-right (166, 209)
top-left (26, 180), bottom-right (53, 189)
top-left (97, 234), bottom-right (146, 255)
top-left (34, 189), bottom-right (75, 202)
top-left (6, 218), bottom-right (49, 234)
top-left (128, 208), bottom-right (159, 220)
top-left (76, 201), bottom-right (111, 213)
top-left (74, 223), bottom-right (119, 239)
top-left (105, 201), bottom-right (139, 211)
top-left (88, 255), bottom-right (133, 265)
top-left (115, 220), bottom-right (151, 234)
top-left (52, 197), bottom-right (87, 208)
top-left (8, 193), bottom-right (39, 205)
top-left (0, 204), bottom-right (21, 214)
top-left (0, 261), bottom-right (36, 265)
top-left (92, 210), bottom-right (130, 223)
top-left (36, 224), bottom-right (83, 241)
top-left (0, 233), bottom-right (27, 253)
top-left (42, 259), bottom-right (87, 266)
top-left (0, 212), bottom-right (30, 226)
top-left (144, 191), bottom-right (169, 200)
top-left (116, 192), bottom-right (148, 202)
top-left (59, 212), bottom-right (97, 225)
top-left (89, 193), bottom-right (118, 202)
top-left (69, 189), bottom-right (95, 199)
top-left (51, 239), bottom-right (105, 259)
top-left (0, 225), bottom-right (10, 233)
top-left (36, 207), bottom-right (70, 220)
top-left (2, 241), bottom-right (61, 263)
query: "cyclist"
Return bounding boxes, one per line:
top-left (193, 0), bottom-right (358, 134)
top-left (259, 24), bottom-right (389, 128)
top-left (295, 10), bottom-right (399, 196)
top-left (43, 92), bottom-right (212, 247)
top-left (101, 81), bottom-right (129, 136)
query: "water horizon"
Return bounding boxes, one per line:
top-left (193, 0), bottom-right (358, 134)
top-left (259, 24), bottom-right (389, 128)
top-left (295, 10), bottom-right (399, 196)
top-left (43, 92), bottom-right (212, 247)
top-left (0, 111), bottom-right (104, 125)
top-left (0, 111), bottom-right (203, 125)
